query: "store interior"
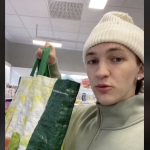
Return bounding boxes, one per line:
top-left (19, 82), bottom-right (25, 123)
top-left (5, 0), bottom-right (144, 112)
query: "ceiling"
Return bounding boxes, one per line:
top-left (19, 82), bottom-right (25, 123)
top-left (5, 0), bottom-right (144, 51)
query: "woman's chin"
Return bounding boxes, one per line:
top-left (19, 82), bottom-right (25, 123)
top-left (96, 95), bottom-right (117, 106)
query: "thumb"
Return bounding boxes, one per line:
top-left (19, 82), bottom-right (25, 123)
top-left (45, 42), bottom-right (50, 48)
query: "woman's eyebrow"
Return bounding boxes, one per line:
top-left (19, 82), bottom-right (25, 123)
top-left (86, 47), bottom-right (125, 57)
top-left (86, 52), bottom-right (97, 57)
top-left (106, 47), bottom-right (125, 53)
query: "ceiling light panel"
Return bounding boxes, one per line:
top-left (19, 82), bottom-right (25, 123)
top-left (33, 40), bottom-right (62, 47)
top-left (89, 0), bottom-right (108, 9)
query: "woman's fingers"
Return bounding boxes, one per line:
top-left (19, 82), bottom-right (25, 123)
top-left (36, 48), bottom-right (43, 59)
top-left (39, 48), bottom-right (43, 58)
top-left (45, 42), bottom-right (55, 52)
top-left (35, 42), bottom-right (56, 62)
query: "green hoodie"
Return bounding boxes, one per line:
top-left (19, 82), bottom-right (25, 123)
top-left (49, 60), bottom-right (61, 79)
top-left (50, 62), bottom-right (144, 150)
top-left (62, 94), bottom-right (144, 150)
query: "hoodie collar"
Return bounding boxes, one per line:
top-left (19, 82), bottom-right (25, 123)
top-left (96, 94), bottom-right (144, 130)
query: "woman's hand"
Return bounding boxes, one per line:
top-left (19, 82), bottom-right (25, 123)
top-left (35, 42), bottom-right (56, 65)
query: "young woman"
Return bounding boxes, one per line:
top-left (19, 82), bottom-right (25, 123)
top-left (36, 11), bottom-right (144, 150)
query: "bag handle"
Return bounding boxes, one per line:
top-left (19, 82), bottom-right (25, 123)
top-left (30, 47), bottom-right (51, 77)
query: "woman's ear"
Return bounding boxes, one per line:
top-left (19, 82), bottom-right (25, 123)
top-left (137, 63), bottom-right (144, 80)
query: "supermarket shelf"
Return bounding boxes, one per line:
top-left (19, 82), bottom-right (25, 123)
top-left (79, 86), bottom-right (93, 93)
top-left (5, 98), bottom-right (13, 101)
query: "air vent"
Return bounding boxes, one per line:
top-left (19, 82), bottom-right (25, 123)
top-left (48, 0), bottom-right (83, 20)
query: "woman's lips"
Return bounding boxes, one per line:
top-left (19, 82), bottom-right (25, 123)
top-left (95, 85), bottom-right (112, 93)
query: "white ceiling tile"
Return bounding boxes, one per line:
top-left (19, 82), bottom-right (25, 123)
top-left (84, 0), bottom-right (90, 4)
top-left (54, 0), bottom-right (84, 3)
top-left (38, 30), bottom-right (53, 38)
top-left (107, 0), bottom-right (126, 7)
top-left (85, 0), bottom-right (126, 6)
top-left (51, 19), bottom-right (80, 32)
top-left (120, 8), bottom-right (144, 26)
top-left (79, 22), bottom-right (96, 34)
top-left (27, 29), bottom-right (36, 38)
top-left (5, 15), bottom-right (24, 28)
top-left (107, 0), bottom-right (126, 6)
top-left (5, 31), bottom-right (14, 42)
top-left (12, 36), bottom-right (33, 45)
top-left (62, 41), bottom-right (76, 49)
top-left (9, 0), bottom-right (49, 17)
top-left (5, 27), bottom-right (30, 37)
top-left (53, 31), bottom-right (59, 39)
top-left (5, 0), bottom-right (16, 14)
top-left (27, 29), bottom-right (53, 38)
top-left (123, 0), bottom-right (144, 9)
top-left (20, 16), bottom-right (51, 30)
top-left (54, 31), bottom-right (78, 41)
top-left (78, 33), bottom-right (89, 42)
top-left (76, 43), bottom-right (84, 51)
top-left (81, 4), bottom-right (121, 22)
top-left (81, 4), bottom-right (103, 22)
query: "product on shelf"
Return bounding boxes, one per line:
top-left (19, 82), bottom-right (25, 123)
top-left (5, 85), bottom-right (17, 98)
top-left (82, 93), bottom-right (86, 101)
top-left (5, 88), bottom-right (12, 98)
top-left (75, 91), bottom-right (97, 105)
top-left (5, 100), bottom-right (12, 113)
top-left (78, 93), bottom-right (82, 101)
top-left (75, 101), bottom-right (82, 104)
top-left (86, 93), bottom-right (90, 101)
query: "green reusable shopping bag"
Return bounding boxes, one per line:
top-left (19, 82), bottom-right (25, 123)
top-left (26, 79), bottom-right (80, 150)
top-left (7, 46), bottom-right (80, 150)
top-left (6, 47), bottom-right (57, 150)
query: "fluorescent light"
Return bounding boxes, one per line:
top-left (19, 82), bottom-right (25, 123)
top-left (33, 40), bottom-right (46, 45)
top-left (89, 0), bottom-right (108, 9)
top-left (33, 40), bottom-right (62, 48)
top-left (50, 42), bottom-right (62, 48)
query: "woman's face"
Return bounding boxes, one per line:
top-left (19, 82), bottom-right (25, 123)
top-left (85, 43), bottom-right (144, 106)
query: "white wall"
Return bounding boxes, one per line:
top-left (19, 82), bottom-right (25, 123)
top-left (5, 38), bottom-right (10, 62)
top-left (10, 69), bottom-right (21, 86)
top-left (6, 41), bottom-right (86, 73)
top-left (5, 61), bottom-right (11, 85)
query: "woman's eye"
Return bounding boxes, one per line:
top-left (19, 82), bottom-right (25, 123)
top-left (113, 57), bottom-right (123, 62)
top-left (88, 60), bottom-right (98, 64)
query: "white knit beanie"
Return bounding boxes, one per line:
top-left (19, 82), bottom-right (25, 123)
top-left (83, 11), bottom-right (144, 66)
